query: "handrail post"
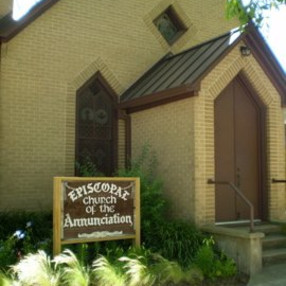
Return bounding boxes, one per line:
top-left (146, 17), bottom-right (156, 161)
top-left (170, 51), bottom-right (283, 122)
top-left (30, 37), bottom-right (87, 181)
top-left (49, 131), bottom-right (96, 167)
top-left (208, 179), bottom-right (255, 232)
top-left (250, 204), bottom-right (254, 232)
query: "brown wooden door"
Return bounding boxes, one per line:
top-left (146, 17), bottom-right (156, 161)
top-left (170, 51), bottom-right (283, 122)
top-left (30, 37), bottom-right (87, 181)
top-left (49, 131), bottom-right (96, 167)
top-left (215, 77), bottom-right (264, 222)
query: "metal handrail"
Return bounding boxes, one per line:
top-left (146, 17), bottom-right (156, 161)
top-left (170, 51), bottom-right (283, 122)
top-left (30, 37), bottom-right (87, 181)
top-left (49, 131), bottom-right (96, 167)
top-left (272, 178), bottom-right (286, 183)
top-left (208, 178), bottom-right (255, 232)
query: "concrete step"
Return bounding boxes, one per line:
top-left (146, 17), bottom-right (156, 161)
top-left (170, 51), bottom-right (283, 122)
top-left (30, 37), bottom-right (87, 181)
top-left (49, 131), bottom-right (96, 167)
top-left (263, 248), bottom-right (286, 266)
top-left (225, 223), bottom-right (283, 234)
top-left (254, 224), bottom-right (283, 234)
top-left (263, 234), bottom-right (286, 250)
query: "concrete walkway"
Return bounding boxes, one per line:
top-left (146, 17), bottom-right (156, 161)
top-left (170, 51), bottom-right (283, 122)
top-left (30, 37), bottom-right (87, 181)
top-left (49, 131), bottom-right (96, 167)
top-left (247, 263), bottom-right (286, 286)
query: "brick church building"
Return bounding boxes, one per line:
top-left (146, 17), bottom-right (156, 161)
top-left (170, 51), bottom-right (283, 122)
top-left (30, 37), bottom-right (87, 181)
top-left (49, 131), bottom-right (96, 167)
top-left (0, 0), bottom-right (286, 229)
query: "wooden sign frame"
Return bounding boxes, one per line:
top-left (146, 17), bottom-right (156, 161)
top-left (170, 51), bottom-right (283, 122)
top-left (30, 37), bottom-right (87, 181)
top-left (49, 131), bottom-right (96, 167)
top-left (53, 177), bottom-right (140, 255)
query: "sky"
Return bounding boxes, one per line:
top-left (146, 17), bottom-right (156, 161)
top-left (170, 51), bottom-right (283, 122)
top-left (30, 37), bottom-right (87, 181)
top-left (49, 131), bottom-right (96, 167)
top-left (12, 0), bottom-right (42, 21)
top-left (259, 5), bottom-right (286, 73)
top-left (12, 0), bottom-right (286, 73)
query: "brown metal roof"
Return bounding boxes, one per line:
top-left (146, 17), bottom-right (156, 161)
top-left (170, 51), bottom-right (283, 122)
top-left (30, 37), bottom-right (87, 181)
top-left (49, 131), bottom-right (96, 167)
top-left (0, 0), bottom-right (60, 42)
top-left (121, 31), bottom-right (240, 103)
top-left (121, 26), bottom-right (286, 110)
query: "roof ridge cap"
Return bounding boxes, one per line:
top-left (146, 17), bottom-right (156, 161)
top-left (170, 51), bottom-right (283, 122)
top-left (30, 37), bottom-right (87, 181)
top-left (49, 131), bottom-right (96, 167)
top-left (167, 28), bottom-right (242, 60)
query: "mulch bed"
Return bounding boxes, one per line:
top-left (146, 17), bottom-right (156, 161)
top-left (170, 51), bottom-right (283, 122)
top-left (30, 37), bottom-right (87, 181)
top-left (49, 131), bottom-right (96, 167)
top-left (169, 273), bottom-right (249, 286)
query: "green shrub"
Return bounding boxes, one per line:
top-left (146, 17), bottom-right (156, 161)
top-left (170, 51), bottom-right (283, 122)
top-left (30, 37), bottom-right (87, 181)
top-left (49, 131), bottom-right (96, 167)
top-left (117, 145), bottom-right (204, 267)
top-left (0, 234), bottom-right (19, 269)
top-left (116, 145), bottom-right (168, 246)
top-left (1, 248), bottom-right (203, 286)
top-left (121, 246), bottom-right (203, 286)
top-left (0, 211), bottom-right (52, 241)
top-left (150, 220), bottom-right (204, 267)
top-left (75, 156), bottom-right (104, 177)
top-left (0, 145), bottom-right (238, 283)
top-left (93, 255), bottom-right (126, 286)
top-left (0, 212), bottom-right (52, 269)
top-left (54, 249), bottom-right (91, 286)
top-left (12, 250), bottom-right (59, 286)
top-left (194, 236), bottom-right (237, 280)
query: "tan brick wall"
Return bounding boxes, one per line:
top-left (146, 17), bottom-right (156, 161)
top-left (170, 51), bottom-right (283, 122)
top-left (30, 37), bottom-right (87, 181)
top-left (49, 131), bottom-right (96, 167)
top-left (196, 41), bottom-right (286, 225)
top-left (131, 41), bottom-right (286, 225)
top-left (0, 0), bottom-right (12, 18)
top-left (0, 0), bottom-right (236, 210)
top-left (131, 98), bottom-right (196, 221)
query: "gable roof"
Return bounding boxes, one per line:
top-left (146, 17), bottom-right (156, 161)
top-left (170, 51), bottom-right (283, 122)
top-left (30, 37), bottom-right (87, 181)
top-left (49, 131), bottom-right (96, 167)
top-left (120, 26), bottom-right (286, 112)
top-left (0, 0), bottom-right (59, 42)
top-left (121, 31), bottom-right (238, 103)
top-left (0, 2), bottom-right (285, 108)
top-left (244, 24), bottom-right (286, 104)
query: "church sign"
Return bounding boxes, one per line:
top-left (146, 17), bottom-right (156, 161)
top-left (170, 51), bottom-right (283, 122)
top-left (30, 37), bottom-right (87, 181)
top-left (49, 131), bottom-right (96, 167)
top-left (53, 177), bottom-right (140, 255)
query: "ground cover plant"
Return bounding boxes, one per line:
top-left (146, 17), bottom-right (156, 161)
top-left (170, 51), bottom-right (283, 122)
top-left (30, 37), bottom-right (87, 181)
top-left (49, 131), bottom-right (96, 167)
top-left (0, 248), bottom-right (205, 286)
top-left (0, 211), bottom-right (52, 268)
top-left (0, 145), bottom-right (239, 284)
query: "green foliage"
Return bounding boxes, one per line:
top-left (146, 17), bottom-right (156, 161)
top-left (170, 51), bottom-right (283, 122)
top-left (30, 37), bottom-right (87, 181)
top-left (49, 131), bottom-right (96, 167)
top-left (54, 249), bottom-right (90, 286)
top-left (93, 255), bottom-right (126, 286)
top-left (0, 272), bottom-right (15, 286)
top-left (0, 235), bottom-right (18, 269)
top-left (194, 237), bottom-right (237, 281)
top-left (121, 247), bottom-right (203, 286)
top-left (12, 250), bottom-right (60, 286)
top-left (0, 211), bottom-right (52, 241)
top-left (0, 145), bottom-right (238, 283)
top-left (151, 220), bottom-right (204, 267)
top-left (63, 240), bottom-right (132, 267)
top-left (0, 212), bottom-right (52, 269)
top-left (121, 248), bottom-right (156, 286)
top-left (226, 0), bottom-right (286, 27)
top-left (73, 244), bottom-right (90, 266)
top-left (116, 145), bottom-right (167, 245)
top-left (2, 248), bottom-right (203, 286)
top-left (75, 156), bottom-right (104, 177)
top-left (117, 145), bottom-right (204, 267)
top-left (226, 0), bottom-right (250, 26)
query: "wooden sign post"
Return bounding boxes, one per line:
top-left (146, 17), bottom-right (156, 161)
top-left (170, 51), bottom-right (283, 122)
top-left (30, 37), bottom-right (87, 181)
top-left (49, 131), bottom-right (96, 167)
top-left (53, 177), bottom-right (140, 255)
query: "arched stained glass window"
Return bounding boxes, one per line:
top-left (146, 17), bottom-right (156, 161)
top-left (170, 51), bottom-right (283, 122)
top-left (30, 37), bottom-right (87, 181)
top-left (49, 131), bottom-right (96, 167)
top-left (76, 74), bottom-right (117, 176)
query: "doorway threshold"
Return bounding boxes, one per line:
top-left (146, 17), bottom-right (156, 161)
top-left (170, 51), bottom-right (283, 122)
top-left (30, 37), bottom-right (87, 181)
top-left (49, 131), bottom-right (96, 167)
top-left (215, 219), bottom-right (262, 226)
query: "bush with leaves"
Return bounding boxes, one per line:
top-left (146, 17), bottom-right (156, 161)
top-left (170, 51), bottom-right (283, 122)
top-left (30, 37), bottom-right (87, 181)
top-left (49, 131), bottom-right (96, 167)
top-left (226, 0), bottom-right (286, 27)
top-left (194, 236), bottom-right (237, 281)
top-left (75, 156), bottom-right (104, 177)
top-left (116, 145), bottom-right (168, 246)
top-left (0, 145), bottom-right (238, 282)
top-left (12, 250), bottom-right (60, 286)
top-left (0, 211), bottom-right (52, 241)
top-left (116, 145), bottom-right (204, 267)
top-left (0, 248), bottom-right (203, 286)
top-left (121, 246), bottom-right (203, 286)
top-left (0, 213), bottom-right (52, 269)
top-left (116, 145), bottom-right (237, 279)
top-left (152, 220), bottom-right (204, 267)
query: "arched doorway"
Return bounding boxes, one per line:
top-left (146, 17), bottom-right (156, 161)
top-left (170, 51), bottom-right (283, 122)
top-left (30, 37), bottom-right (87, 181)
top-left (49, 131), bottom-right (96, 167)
top-left (214, 75), bottom-right (266, 222)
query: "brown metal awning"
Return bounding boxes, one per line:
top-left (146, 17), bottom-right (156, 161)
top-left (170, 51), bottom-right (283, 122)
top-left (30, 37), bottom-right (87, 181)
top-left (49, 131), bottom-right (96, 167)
top-left (121, 32), bottom-right (237, 102)
top-left (120, 26), bottom-right (286, 112)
